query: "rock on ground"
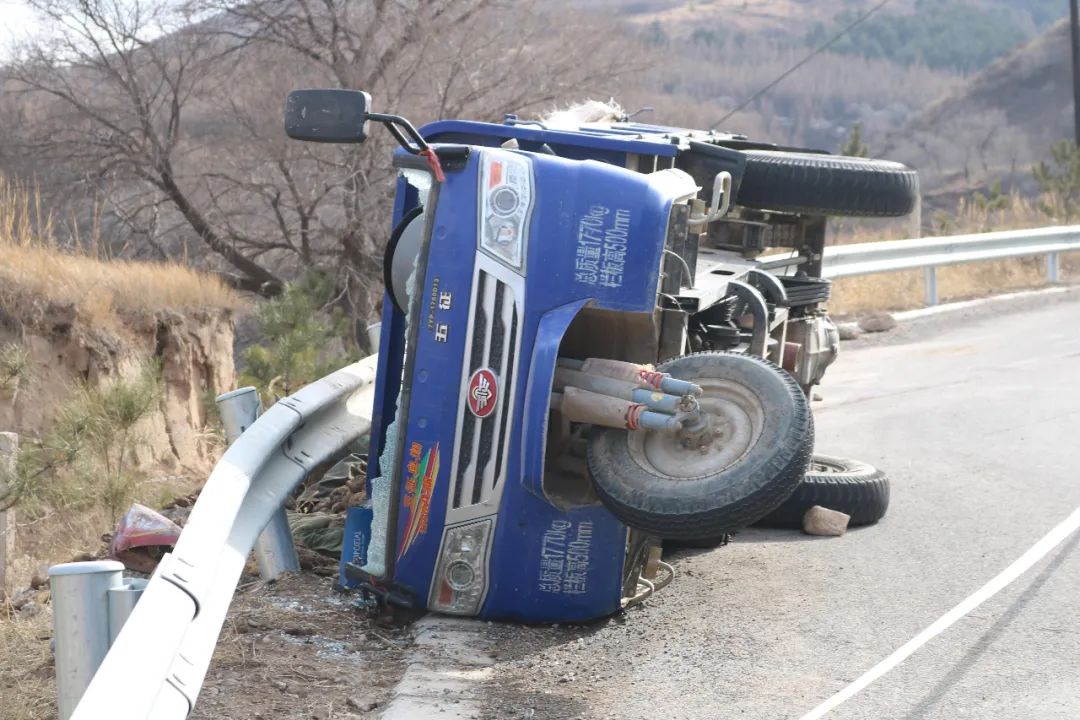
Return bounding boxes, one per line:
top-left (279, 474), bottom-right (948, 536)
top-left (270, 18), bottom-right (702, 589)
top-left (857, 312), bottom-right (897, 333)
top-left (837, 322), bottom-right (861, 340)
top-left (802, 506), bottom-right (850, 536)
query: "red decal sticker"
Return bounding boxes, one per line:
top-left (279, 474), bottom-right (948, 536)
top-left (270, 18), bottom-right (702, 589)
top-left (398, 443), bottom-right (440, 560)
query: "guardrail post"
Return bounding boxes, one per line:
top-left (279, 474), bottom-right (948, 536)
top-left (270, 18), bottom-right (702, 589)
top-left (106, 578), bottom-right (148, 644)
top-left (216, 387), bottom-right (300, 580)
top-left (0, 432), bottom-right (17, 602)
top-left (1047, 252), bottom-right (1061, 283)
top-left (49, 560), bottom-right (126, 720)
top-left (923, 266), bottom-right (939, 306)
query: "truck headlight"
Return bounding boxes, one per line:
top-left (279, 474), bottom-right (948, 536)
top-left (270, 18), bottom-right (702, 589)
top-left (479, 150), bottom-right (533, 272)
top-left (429, 520), bottom-right (492, 616)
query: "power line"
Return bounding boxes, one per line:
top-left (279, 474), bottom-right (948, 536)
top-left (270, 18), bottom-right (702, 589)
top-left (1070, 0), bottom-right (1080, 145)
top-left (710, 0), bottom-right (897, 130)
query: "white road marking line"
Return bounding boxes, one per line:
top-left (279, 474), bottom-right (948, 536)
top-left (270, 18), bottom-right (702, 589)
top-left (797, 504), bottom-right (1080, 720)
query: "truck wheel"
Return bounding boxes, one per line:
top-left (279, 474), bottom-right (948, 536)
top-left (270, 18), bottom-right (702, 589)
top-left (754, 454), bottom-right (889, 528)
top-left (586, 352), bottom-right (812, 540)
top-left (736, 151), bottom-right (918, 218)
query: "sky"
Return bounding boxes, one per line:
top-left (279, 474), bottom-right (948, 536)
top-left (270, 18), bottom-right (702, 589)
top-left (0, 1), bottom-right (37, 57)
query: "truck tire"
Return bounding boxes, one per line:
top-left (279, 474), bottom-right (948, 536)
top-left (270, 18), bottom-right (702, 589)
top-left (736, 151), bottom-right (918, 218)
top-left (587, 352), bottom-right (812, 540)
top-left (754, 454), bottom-right (889, 528)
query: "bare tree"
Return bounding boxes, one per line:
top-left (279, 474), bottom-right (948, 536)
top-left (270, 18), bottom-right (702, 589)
top-left (5, 0), bottom-right (285, 293)
top-left (190, 0), bottom-right (637, 340)
top-left (4, 0), bottom-right (638, 346)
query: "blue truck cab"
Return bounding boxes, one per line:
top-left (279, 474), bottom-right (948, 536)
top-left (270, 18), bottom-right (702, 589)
top-left (283, 91), bottom-right (918, 623)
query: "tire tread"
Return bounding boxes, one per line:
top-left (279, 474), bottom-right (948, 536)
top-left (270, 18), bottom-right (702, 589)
top-left (754, 455), bottom-right (889, 528)
top-left (737, 151), bottom-right (918, 218)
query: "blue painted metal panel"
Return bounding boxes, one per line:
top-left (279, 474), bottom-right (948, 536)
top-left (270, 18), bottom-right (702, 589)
top-left (357, 141), bottom-right (693, 621)
top-left (388, 155), bottom-right (481, 603)
top-left (421, 119), bottom-right (680, 160)
top-left (521, 153), bottom-right (674, 313)
top-left (481, 495), bottom-right (626, 623)
top-left (366, 177), bottom-right (417, 484)
top-left (520, 299), bottom-right (588, 502)
top-left (344, 179), bottom-right (413, 590)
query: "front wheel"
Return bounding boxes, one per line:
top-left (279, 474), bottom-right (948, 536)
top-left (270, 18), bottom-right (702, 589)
top-left (586, 352), bottom-right (813, 540)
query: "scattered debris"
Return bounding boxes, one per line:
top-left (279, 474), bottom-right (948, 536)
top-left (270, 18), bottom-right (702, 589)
top-left (802, 506), bottom-right (851, 536)
top-left (296, 453), bottom-right (367, 514)
top-left (188, 574), bottom-right (410, 720)
top-left (160, 491), bottom-right (200, 526)
top-left (837, 322), bottom-right (862, 340)
top-left (29, 570), bottom-right (48, 590)
top-left (109, 503), bottom-right (182, 573)
top-left (7, 585), bottom-right (46, 612)
top-left (857, 312), bottom-right (897, 333)
top-left (346, 695), bottom-right (379, 712)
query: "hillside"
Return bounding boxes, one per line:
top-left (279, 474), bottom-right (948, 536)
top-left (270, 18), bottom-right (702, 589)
top-left (591, 0), bottom-right (1071, 204)
top-left (882, 18), bottom-right (1075, 205)
top-left (0, 0), bottom-right (1069, 260)
top-left (585, 0), bottom-right (1065, 65)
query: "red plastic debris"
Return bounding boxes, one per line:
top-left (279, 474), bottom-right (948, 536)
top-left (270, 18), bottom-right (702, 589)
top-left (110, 503), bottom-right (182, 573)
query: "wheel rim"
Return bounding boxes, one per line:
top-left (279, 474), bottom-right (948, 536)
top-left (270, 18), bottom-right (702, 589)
top-left (627, 377), bottom-right (766, 480)
top-left (810, 457), bottom-right (849, 474)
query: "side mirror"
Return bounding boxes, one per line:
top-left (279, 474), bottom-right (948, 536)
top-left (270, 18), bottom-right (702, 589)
top-left (284, 89), bottom-right (372, 143)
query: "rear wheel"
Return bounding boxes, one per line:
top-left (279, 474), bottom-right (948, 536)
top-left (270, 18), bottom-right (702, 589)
top-left (587, 352), bottom-right (812, 540)
top-left (754, 454), bottom-right (889, 528)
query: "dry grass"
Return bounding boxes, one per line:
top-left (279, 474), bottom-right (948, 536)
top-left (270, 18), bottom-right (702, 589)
top-left (0, 608), bottom-right (56, 720)
top-left (0, 175), bottom-right (243, 327)
top-left (828, 193), bottom-right (1080, 315)
top-left (830, 254), bottom-right (1080, 315)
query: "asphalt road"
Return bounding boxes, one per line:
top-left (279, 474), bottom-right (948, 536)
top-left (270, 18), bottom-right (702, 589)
top-left (479, 289), bottom-right (1080, 720)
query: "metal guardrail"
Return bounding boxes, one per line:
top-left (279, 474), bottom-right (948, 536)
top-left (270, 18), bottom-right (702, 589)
top-left (822, 225), bottom-right (1080, 305)
top-left (69, 358), bottom-right (377, 719)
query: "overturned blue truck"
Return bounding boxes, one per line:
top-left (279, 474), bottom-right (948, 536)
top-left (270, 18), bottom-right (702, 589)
top-left (284, 90), bottom-right (916, 624)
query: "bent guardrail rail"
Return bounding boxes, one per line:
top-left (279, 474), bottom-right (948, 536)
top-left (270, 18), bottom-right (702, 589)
top-left (71, 357), bottom-right (377, 719)
top-left (822, 225), bottom-right (1080, 304)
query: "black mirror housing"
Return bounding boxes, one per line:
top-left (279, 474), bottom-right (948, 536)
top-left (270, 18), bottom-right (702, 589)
top-left (285, 89), bottom-right (372, 143)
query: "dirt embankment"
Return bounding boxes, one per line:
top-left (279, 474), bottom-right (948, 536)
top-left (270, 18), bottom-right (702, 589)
top-left (0, 301), bottom-right (235, 469)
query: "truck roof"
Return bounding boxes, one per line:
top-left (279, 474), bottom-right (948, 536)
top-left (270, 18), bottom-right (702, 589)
top-left (420, 117), bottom-right (798, 166)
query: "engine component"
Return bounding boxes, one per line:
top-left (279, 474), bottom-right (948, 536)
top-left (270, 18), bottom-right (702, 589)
top-left (553, 367), bottom-right (687, 414)
top-left (552, 387), bottom-right (681, 432)
top-left (779, 275), bottom-right (832, 308)
top-left (784, 315), bottom-right (840, 390)
top-left (556, 357), bottom-right (702, 396)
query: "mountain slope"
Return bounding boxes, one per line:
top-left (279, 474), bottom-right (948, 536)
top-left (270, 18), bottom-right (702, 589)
top-left (882, 19), bottom-right (1073, 199)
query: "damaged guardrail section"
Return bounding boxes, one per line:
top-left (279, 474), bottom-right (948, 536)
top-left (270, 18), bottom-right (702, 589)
top-left (70, 359), bottom-right (377, 720)
top-left (822, 224), bottom-right (1080, 305)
